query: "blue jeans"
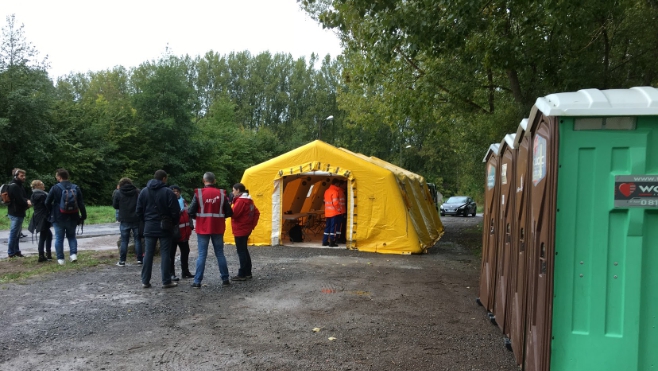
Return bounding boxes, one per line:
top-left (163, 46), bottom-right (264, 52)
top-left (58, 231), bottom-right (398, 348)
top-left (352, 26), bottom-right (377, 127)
top-left (7, 215), bottom-right (24, 256)
top-left (54, 219), bottom-right (78, 260)
top-left (119, 222), bottom-right (142, 262)
top-left (142, 236), bottom-right (172, 285)
top-left (194, 234), bottom-right (229, 284)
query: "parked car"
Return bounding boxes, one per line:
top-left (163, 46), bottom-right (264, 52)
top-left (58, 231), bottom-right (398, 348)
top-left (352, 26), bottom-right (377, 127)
top-left (440, 196), bottom-right (477, 217)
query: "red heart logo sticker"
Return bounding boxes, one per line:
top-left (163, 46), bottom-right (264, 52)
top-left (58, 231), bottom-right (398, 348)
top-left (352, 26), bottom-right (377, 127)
top-left (619, 183), bottom-right (636, 197)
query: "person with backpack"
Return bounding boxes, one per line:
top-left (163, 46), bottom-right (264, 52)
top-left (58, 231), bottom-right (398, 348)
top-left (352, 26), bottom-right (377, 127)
top-left (45, 168), bottom-right (87, 265)
top-left (229, 183), bottom-right (260, 281)
top-left (113, 177), bottom-right (143, 266)
top-left (28, 180), bottom-right (52, 262)
top-left (5, 168), bottom-right (31, 258)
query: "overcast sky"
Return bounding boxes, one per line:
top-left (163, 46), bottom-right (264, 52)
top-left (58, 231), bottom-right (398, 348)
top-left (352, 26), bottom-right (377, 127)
top-left (0, 0), bottom-right (343, 79)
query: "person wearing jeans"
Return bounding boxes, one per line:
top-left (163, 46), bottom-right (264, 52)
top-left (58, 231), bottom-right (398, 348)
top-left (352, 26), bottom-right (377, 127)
top-left (188, 172), bottom-right (233, 288)
top-left (113, 177), bottom-right (143, 266)
top-left (6, 168), bottom-right (31, 258)
top-left (45, 168), bottom-right (87, 265)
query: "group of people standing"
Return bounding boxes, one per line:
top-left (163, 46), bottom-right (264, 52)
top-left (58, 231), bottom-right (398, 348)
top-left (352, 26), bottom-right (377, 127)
top-left (113, 170), bottom-right (260, 289)
top-left (5, 168), bottom-right (87, 264)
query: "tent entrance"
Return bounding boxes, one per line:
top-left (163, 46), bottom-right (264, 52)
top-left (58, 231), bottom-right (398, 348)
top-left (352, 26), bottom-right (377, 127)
top-left (275, 172), bottom-right (347, 247)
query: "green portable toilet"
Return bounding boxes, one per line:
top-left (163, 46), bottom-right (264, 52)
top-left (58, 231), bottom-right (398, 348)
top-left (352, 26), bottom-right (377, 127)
top-left (524, 87), bottom-right (658, 371)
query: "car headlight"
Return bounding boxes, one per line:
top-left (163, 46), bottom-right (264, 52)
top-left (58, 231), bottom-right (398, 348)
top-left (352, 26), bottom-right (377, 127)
top-left (458, 204), bottom-right (466, 209)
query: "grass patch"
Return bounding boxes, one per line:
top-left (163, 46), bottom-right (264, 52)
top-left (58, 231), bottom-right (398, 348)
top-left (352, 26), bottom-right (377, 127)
top-left (0, 250), bottom-right (116, 284)
top-left (0, 205), bottom-right (115, 230)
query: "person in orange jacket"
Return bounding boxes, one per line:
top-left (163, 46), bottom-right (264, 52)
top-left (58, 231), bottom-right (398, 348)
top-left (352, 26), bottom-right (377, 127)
top-left (322, 178), bottom-right (344, 247)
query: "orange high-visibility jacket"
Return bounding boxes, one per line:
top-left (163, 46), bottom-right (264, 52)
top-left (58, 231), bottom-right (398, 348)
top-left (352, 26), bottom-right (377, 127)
top-left (324, 185), bottom-right (343, 217)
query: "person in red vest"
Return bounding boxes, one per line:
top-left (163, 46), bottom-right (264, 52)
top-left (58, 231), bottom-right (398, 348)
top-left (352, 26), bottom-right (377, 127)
top-left (230, 182), bottom-right (260, 281)
top-left (169, 185), bottom-right (194, 280)
top-left (188, 172), bottom-right (233, 288)
top-left (322, 178), bottom-right (344, 247)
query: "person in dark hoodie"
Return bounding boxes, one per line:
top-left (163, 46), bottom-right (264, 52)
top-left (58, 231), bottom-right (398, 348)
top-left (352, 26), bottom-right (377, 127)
top-left (6, 168), bottom-right (31, 258)
top-left (113, 177), bottom-right (143, 266)
top-left (29, 180), bottom-right (52, 262)
top-left (135, 170), bottom-right (180, 289)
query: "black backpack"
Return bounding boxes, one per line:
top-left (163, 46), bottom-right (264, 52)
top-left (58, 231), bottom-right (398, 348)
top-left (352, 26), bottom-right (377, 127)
top-left (288, 224), bottom-right (304, 242)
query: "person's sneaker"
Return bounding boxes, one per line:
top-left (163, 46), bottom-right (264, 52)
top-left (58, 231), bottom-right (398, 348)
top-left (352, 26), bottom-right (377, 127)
top-left (182, 272), bottom-right (195, 279)
top-left (171, 275), bottom-right (180, 282)
top-left (14, 252), bottom-right (25, 257)
top-left (142, 283), bottom-right (151, 288)
top-left (231, 275), bottom-right (248, 281)
top-left (136, 260), bottom-right (143, 265)
top-left (46, 254), bottom-right (53, 261)
top-left (191, 282), bottom-right (201, 288)
top-left (322, 242), bottom-right (329, 246)
top-left (116, 261), bottom-right (125, 267)
top-left (222, 280), bottom-right (231, 286)
top-left (57, 259), bottom-right (65, 265)
top-left (38, 256), bottom-right (47, 263)
top-left (246, 275), bottom-right (253, 280)
top-left (70, 254), bottom-right (78, 262)
top-left (19, 233), bottom-right (27, 238)
top-left (162, 282), bottom-right (178, 289)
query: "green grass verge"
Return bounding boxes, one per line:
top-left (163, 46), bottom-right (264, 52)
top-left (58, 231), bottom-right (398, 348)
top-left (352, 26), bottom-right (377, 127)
top-left (0, 251), bottom-right (116, 284)
top-left (0, 205), bottom-right (115, 230)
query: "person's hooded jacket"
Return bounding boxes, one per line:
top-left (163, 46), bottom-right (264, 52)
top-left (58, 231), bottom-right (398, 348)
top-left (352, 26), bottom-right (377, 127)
top-left (113, 183), bottom-right (140, 223)
top-left (28, 188), bottom-right (51, 233)
top-left (231, 192), bottom-right (260, 237)
top-left (135, 179), bottom-right (180, 237)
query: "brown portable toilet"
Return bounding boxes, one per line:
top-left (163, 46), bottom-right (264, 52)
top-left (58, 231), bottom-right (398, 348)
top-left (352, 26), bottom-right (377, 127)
top-left (478, 143), bottom-right (501, 314)
top-left (508, 119), bottom-right (530, 364)
top-left (523, 105), bottom-right (559, 371)
top-left (494, 133), bottom-right (517, 335)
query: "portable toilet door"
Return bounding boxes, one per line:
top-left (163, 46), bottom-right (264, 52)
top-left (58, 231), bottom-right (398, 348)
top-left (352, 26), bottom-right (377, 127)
top-left (523, 105), bottom-right (559, 371)
top-left (494, 134), bottom-right (517, 335)
top-left (536, 87), bottom-right (658, 371)
top-left (479, 143), bottom-right (501, 313)
top-left (509, 119), bottom-right (530, 366)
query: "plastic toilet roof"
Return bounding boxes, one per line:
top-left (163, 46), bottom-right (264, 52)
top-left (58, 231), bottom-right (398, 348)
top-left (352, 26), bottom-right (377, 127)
top-left (482, 143), bottom-right (500, 162)
top-left (535, 86), bottom-right (658, 116)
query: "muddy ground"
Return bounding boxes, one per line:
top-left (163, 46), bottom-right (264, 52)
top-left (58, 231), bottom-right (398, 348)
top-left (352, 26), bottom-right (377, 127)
top-left (0, 215), bottom-right (517, 371)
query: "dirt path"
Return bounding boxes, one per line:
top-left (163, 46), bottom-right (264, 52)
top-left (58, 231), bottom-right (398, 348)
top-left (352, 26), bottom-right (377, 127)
top-left (0, 216), bottom-right (516, 371)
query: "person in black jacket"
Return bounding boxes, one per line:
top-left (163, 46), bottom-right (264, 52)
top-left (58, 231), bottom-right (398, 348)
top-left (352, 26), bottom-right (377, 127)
top-left (28, 180), bottom-right (52, 262)
top-left (113, 177), bottom-right (143, 266)
top-left (135, 170), bottom-right (180, 289)
top-left (6, 168), bottom-right (31, 258)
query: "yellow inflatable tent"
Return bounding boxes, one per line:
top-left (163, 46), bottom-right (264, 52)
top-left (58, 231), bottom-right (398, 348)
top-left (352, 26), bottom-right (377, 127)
top-left (224, 140), bottom-right (444, 254)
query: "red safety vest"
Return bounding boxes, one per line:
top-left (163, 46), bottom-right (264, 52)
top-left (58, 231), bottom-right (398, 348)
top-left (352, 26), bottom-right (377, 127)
top-left (194, 187), bottom-right (227, 235)
top-left (177, 205), bottom-right (192, 241)
top-left (324, 185), bottom-right (343, 218)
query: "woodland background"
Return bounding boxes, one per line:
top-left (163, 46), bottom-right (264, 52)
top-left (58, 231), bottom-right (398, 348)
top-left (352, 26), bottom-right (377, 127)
top-left (2, 0), bottom-right (658, 204)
